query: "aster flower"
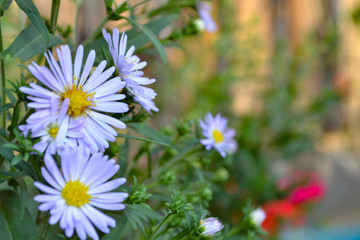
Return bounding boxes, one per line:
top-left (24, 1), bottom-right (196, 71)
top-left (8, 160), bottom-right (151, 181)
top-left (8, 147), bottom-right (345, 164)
top-left (250, 208), bottom-right (266, 226)
top-left (34, 147), bottom-right (128, 240)
top-left (20, 44), bottom-right (129, 154)
top-left (199, 113), bottom-right (237, 157)
top-left (19, 100), bottom-right (79, 155)
top-left (197, 1), bottom-right (217, 33)
top-left (102, 28), bottom-right (159, 113)
top-left (199, 217), bottom-right (224, 237)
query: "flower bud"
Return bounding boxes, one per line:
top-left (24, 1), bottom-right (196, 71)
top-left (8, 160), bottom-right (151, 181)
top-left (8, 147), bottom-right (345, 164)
top-left (194, 19), bottom-right (206, 32)
top-left (250, 208), bottom-right (266, 226)
top-left (199, 217), bottom-right (224, 237)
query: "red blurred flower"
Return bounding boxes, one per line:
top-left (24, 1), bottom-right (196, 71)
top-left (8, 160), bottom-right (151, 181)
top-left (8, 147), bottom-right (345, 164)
top-left (261, 199), bottom-right (305, 234)
top-left (287, 181), bottom-right (325, 204)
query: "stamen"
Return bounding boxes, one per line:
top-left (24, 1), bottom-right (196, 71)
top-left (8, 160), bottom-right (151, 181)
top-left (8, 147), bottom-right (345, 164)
top-left (47, 123), bottom-right (59, 139)
top-left (212, 130), bottom-right (224, 143)
top-left (62, 85), bottom-right (94, 118)
top-left (62, 179), bottom-right (91, 207)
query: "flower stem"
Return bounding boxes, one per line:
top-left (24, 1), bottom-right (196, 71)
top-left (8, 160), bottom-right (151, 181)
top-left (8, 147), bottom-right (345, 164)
top-left (148, 213), bottom-right (172, 240)
top-left (83, 16), bottom-right (109, 45)
top-left (74, 0), bottom-right (84, 45)
top-left (0, 18), bottom-right (6, 130)
top-left (50, 0), bottom-right (61, 32)
top-left (40, 212), bottom-right (50, 239)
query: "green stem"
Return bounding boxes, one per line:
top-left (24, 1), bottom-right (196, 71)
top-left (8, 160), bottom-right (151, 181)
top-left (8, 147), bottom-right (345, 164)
top-left (148, 214), bottom-right (172, 240)
top-left (50, 0), bottom-right (61, 32)
top-left (146, 143), bottom-right (152, 178)
top-left (74, 0), bottom-right (84, 45)
top-left (131, 0), bottom-right (152, 9)
top-left (0, 18), bottom-right (5, 130)
top-left (40, 212), bottom-right (50, 239)
top-left (83, 16), bottom-right (109, 45)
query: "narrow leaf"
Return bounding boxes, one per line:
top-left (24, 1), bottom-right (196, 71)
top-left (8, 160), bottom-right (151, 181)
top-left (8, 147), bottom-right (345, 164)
top-left (1, 24), bottom-right (61, 61)
top-left (4, 88), bottom-right (16, 105)
top-left (122, 16), bottom-right (167, 63)
top-left (0, 103), bottom-right (12, 112)
top-left (15, 0), bottom-right (49, 42)
top-left (11, 155), bottom-right (23, 166)
top-left (0, 141), bottom-right (15, 162)
top-left (128, 122), bottom-right (171, 144)
top-left (117, 134), bottom-right (170, 148)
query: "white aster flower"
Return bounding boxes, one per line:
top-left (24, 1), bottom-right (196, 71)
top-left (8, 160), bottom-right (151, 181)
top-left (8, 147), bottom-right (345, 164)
top-left (199, 112), bottom-right (237, 157)
top-left (199, 217), bottom-right (224, 237)
top-left (34, 147), bottom-right (128, 240)
top-left (20, 44), bottom-right (129, 154)
top-left (102, 28), bottom-right (159, 113)
top-left (197, 1), bottom-right (217, 33)
top-left (250, 208), bottom-right (266, 226)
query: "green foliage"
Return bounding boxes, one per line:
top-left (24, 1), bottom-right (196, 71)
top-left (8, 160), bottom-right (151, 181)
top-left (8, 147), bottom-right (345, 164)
top-left (123, 16), bottom-right (167, 63)
top-left (126, 176), bottom-right (152, 204)
top-left (15, 0), bottom-right (49, 42)
top-left (0, 190), bottom-right (39, 239)
top-left (1, 23), bottom-right (61, 61)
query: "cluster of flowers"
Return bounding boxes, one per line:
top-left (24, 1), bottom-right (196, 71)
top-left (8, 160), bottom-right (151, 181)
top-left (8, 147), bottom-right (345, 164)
top-left (19, 28), bottom-right (160, 240)
top-left (19, 22), bottom-right (237, 238)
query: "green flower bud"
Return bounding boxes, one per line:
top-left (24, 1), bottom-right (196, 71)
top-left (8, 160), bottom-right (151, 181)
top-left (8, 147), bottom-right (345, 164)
top-left (126, 177), bottom-right (151, 204)
top-left (167, 192), bottom-right (193, 214)
top-left (160, 170), bottom-right (177, 185)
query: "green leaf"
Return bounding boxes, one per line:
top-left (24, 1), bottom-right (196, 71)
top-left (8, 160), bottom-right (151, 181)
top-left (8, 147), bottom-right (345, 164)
top-left (16, 161), bottom-right (38, 180)
top-left (0, 171), bottom-right (24, 179)
top-left (0, 140), bottom-right (15, 162)
top-left (15, 0), bottom-right (49, 42)
top-left (0, 0), bottom-right (12, 16)
top-left (4, 88), bottom-right (16, 105)
top-left (1, 23), bottom-right (61, 61)
top-left (128, 122), bottom-right (171, 144)
top-left (0, 190), bottom-right (40, 239)
top-left (3, 143), bottom-right (20, 151)
top-left (0, 171), bottom-right (24, 184)
top-left (122, 16), bottom-right (167, 63)
top-left (0, 103), bottom-right (12, 112)
top-left (126, 14), bottom-right (177, 51)
top-left (117, 134), bottom-right (170, 148)
top-left (116, 138), bottom-right (129, 177)
top-left (11, 155), bottom-right (23, 166)
top-left (102, 215), bottom-right (130, 240)
top-left (85, 15), bottom-right (177, 60)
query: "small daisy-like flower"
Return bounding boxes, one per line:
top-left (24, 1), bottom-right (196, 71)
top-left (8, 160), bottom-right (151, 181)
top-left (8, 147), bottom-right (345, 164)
top-left (250, 208), bottom-right (266, 226)
top-left (34, 147), bottom-right (128, 240)
top-left (199, 217), bottom-right (224, 237)
top-left (102, 28), bottom-right (159, 113)
top-left (19, 100), bottom-right (81, 155)
top-left (199, 113), bottom-right (237, 157)
top-left (197, 1), bottom-right (217, 33)
top-left (20, 45), bottom-right (129, 154)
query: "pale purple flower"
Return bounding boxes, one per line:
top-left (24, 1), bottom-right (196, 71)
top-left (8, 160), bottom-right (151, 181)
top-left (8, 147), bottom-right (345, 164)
top-left (197, 1), bottom-right (217, 33)
top-left (34, 147), bottom-right (128, 240)
top-left (20, 45), bottom-right (129, 154)
top-left (200, 113), bottom-right (237, 157)
top-left (102, 28), bottom-right (159, 113)
top-left (199, 217), bottom-right (224, 237)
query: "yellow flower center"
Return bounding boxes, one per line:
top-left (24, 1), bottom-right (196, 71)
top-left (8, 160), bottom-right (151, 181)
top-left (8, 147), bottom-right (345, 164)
top-left (62, 86), bottom-right (94, 118)
top-left (61, 179), bottom-right (91, 207)
top-left (48, 124), bottom-right (59, 139)
top-left (212, 130), bottom-right (224, 143)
